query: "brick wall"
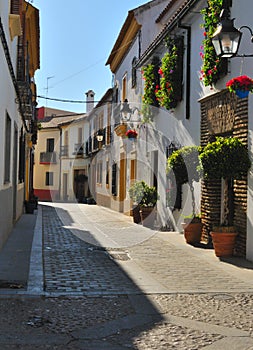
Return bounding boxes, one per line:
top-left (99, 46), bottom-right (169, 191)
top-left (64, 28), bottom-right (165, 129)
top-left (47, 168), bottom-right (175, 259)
top-left (200, 90), bottom-right (248, 256)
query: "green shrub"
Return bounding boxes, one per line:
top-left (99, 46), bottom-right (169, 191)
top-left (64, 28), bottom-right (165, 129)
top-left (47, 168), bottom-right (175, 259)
top-left (199, 137), bottom-right (251, 179)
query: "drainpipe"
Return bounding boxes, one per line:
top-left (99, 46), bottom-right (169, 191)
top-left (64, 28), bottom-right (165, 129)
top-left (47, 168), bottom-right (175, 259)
top-left (178, 22), bottom-right (191, 120)
top-left (59, 126), bottom-right (62, 200)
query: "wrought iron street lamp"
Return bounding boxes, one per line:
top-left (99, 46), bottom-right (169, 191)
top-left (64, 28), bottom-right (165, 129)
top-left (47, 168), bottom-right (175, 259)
top-left (120, 99), bottom-right (132, 121)
top-left (120, 99), bottom-right (141, 126)
top-left (212, 8), bottom-right (253, 58)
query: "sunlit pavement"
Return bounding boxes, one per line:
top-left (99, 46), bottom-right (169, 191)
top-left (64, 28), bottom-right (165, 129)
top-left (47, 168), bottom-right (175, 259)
top-left (0, 202), bottom-right (253, 349)
top-left (39, 201), bottom-right (253, 296)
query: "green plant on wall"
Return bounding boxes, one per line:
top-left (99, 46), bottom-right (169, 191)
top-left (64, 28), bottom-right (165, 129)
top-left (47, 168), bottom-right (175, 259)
top-left (141, 56), bottom-right (160, 122)
top-left (155, 36), bottom-right (184, 110)
top-left (199, 136), bottom-right (251, 226)
top-left (200, 0), bottom-right (227, 87)
top-left (155, 46), bottom-right (177, 110)
top-left (199, 137), bottom-right (251, 180)
top-left (141, 37), bottom-right (184, 117)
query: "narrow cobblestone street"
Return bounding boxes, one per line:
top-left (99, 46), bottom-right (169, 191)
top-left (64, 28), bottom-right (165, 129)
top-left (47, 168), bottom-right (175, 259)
top-left (0, 203), bottom-right (253, 349)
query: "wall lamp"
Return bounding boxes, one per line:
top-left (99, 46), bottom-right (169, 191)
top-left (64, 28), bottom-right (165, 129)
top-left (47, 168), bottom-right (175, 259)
top-left (96, 129), bottom-right (104, 142)
top-left (212, 8), bottom-right (253, 58)
top-left (120, 99), bottom-right (141, 126)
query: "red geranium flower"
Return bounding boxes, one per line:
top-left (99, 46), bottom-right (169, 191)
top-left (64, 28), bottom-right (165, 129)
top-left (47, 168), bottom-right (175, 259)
top-left (126, 129), bottom-right (138, 138)
top-left (226, 75), bottom-right (253, 93)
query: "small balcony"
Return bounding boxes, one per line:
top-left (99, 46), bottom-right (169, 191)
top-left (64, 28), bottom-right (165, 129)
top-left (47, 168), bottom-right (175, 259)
top-left (40, 152), bottom-right (57, 164)
top-left (73, 143), bottom-right (84, 156)
top-left (60, 145), bottom-right (69, 157)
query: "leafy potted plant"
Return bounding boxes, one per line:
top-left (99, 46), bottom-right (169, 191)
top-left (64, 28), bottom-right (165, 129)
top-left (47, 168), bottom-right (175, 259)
top-left (139, 183), bottom-right (159, 228)
top-left (128, 181), bottom-right (146, 224)
top-left (167, 145), bottom-right (203, 244)
top-left (226, 75), bottom-right (253, 98)
top-left (199, 136), bottom-right (251, 257)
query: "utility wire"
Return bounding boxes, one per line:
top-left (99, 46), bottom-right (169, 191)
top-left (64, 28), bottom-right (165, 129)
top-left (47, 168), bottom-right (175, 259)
top-left (37, 95), bottom-right (112, 104)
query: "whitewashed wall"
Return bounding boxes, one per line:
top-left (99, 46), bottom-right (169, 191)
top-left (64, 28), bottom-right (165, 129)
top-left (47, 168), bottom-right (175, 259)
top-left (0, 1), bottom-right (24, 246)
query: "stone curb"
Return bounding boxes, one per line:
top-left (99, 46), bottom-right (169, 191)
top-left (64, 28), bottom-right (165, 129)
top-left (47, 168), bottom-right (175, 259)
top-left (162, 314), bottom-right (250, 337)
top-left (27, 205), bottom-right (44, 294)
top-left (202, 336), bottom-right (253, 349)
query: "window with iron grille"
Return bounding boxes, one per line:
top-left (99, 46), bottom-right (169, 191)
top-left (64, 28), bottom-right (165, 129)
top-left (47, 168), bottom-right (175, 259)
top-left (4, 113), bottom-right (11, 183)
top-left (111, 162), bottom-right (117, 196)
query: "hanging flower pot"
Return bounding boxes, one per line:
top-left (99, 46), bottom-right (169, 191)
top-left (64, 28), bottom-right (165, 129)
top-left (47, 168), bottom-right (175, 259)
top-left (226, 75), bottom-right (253, 98)
top-left (126, 129), bottom-right (138, 140)
top-left (235, 89), bottom-right (249, 98)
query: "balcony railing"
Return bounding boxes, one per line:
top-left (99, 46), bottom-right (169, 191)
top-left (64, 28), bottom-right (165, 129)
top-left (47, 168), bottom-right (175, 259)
top-left (60, 145), bottom-right (69, 157)
top-left (40, 152), bottom-right (57, 164)
top-left (73, 143), bottom-right (84, 156)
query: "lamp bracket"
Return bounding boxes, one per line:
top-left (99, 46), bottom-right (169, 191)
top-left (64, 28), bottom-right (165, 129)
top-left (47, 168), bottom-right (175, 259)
top-left (238, 25), bottom-right (253, 42)
top-left (234, 54), bottom-right (253, 58)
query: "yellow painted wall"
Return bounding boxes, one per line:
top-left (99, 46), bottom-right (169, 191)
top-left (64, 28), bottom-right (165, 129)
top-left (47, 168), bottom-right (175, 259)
top-left (34, 128), bottom-right (61, 191)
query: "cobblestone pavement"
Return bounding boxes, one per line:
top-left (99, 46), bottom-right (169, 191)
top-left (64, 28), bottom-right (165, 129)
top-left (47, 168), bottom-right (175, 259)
top-left (43, 205), bottom-right (140, 294)
top-left (1, 202), bottom-right (253, 349)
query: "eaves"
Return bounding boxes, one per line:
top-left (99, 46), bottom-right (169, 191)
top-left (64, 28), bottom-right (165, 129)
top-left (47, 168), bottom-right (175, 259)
top-left (137, 0), bottom-right (200, 67)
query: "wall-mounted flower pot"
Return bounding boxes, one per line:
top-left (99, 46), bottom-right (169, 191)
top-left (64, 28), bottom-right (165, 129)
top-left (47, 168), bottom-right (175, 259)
top-left (235, 90), bottom-right (249, 98)
top-left (114, 124), bottom-right (127, 137)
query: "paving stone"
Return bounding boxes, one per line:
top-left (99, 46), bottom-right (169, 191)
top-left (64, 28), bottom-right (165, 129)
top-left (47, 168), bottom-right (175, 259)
top-left (42, 206), bottom-right (140, 295)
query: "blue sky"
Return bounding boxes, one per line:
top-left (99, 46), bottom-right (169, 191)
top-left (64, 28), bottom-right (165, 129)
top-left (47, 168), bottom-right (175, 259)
top-left (33, 0), bottom-right (149, 114)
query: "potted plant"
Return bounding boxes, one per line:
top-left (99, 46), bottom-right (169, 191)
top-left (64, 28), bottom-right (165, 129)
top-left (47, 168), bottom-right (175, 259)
top-left (24, 190), bottom-right (38, 214)
top-left (128, 181), bottom-right (146, 224)
top-left (181, 213), bottom-right (203, 245)
top-left (199, 136), bottom-right (251, 257)
top-left (129, 181), bottom-right (159, 227)
top-left (139, 183), bottom-right (159, 228)
top-left (226, 75), bottom-right (253, 98)
top-left (126, 129), bottom-right (138, 140)
top-left (167, 145), bottom-right (203, 244)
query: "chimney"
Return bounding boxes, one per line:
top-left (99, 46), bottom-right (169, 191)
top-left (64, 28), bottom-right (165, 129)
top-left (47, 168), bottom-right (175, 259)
top-left (85, 90), bottom-right (95, 113)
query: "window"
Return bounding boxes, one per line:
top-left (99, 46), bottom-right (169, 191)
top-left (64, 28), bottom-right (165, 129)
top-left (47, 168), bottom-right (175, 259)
top-left (132, 57), bottom-right (137, 88)
top-left (122, 74), bottom-right (127, 101)
top-left (64, 130), bottom-right (69, 145)
top-left (111, 162), bottom-right (117, 196)
top-left (18, 128), bottom-right (25, 183)
top-left (78, 128), bottom-right (82, 144)
top-left (45, 172), bottom-right (54, 186)
top-left (106, 161), bottom-right (109, 186)
top-left (46, 138), bottom-right (54, 152)
top-left (4, 113), bottom-right (11, 183)
top-left (10, 0), bottom-right (20, 14)
top-left (96, 162), bottom-right (102, 184)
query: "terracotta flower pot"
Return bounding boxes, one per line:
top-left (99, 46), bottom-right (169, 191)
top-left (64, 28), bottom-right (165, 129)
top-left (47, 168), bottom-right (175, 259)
top-left (140, 207), bottom-right (156, 228)
top-left (182, 222), bottom-right (203, 244)
top-left (210, 230), bottom-right (238, 257)
top-left (132, 205), bottom-right (141, 224)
